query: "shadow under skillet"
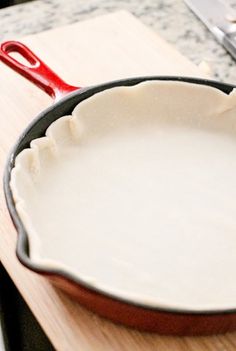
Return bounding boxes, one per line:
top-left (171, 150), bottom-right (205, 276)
top-left (0, 264), bottom-right (55, 351)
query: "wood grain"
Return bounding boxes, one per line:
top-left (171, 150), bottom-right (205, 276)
top-left (1, 10), bottom-right (235, 350)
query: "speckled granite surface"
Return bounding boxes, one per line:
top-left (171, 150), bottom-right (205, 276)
top-left (0, 0), bottom-right (236, 83)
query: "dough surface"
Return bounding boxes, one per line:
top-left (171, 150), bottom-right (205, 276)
top-left (11, 81), bottom-right (236, 310)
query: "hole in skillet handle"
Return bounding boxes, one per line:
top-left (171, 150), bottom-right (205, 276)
top-left (0, 40), bottom-right (79, 101)
top-left (8, 52), bottom-right (38, 67)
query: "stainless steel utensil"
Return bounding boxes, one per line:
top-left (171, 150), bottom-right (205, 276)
top-left (185, 0), bottom-right (236, 60)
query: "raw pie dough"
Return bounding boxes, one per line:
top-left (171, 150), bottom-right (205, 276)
top-left (11, 81), bottom-right (236, 311)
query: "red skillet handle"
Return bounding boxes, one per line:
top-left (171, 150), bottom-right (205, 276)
top-left (0, 41), bottom-right (79, 101)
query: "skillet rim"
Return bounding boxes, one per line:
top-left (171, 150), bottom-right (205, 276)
top-left (4, 75), bottom-right (236, 316)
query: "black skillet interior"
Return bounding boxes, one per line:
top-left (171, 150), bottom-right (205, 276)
top-left (4, 75), bottom-right (236, 313)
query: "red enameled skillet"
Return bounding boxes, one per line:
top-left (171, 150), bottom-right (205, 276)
top-left (1, 41), bottom-right (236, 336)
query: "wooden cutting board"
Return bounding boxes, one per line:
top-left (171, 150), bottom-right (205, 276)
top-left (1, 10), bottom-right (235, 351)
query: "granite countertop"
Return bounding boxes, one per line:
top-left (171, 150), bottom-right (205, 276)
top-left (0, 0), bottom-right (236, 83)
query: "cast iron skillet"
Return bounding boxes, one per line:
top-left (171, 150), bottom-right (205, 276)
top-left (1, 41), bottom-right (236, 336)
